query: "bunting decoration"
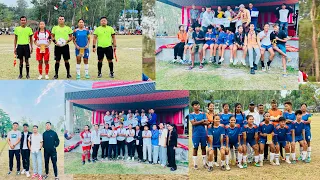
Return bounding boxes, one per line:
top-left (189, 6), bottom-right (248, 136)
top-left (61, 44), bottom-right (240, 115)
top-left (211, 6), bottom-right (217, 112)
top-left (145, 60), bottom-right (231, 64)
top-left (85, 6), bottom-right (89, 11)
top-left (54, 5), bottom-right (58, 10)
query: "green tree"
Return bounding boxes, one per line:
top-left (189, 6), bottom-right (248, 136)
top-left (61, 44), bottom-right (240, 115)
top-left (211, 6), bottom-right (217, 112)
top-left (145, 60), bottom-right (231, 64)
top-left (0, 108), bottom-right (11, 136)
top-left (16, 0), bottom-right (28, 17)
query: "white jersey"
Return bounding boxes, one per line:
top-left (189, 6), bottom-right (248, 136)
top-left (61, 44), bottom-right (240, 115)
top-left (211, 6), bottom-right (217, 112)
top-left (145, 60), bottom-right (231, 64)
top-left (80, 131), bottom-right (91, 146)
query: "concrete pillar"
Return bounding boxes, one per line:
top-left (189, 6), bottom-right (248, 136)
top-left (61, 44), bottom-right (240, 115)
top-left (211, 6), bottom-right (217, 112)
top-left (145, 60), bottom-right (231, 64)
top-left (65, 100), bottom-right (74, 132)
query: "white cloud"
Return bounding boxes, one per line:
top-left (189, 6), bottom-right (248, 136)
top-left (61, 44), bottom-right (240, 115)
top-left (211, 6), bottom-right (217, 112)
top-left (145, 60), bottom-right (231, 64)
top-left (35, 81), bottom-right (63, 105)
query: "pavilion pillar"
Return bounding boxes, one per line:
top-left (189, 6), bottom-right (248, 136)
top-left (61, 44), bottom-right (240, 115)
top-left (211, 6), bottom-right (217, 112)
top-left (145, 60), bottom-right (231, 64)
top-left (66, 100), bottom-right (74, 132)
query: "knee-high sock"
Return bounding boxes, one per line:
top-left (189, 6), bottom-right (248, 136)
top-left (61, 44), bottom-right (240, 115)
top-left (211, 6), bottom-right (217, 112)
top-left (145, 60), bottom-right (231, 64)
top-left (98, 62), bottom-right (102, 74)
top-left (259, 154), bottom-right (264, 162)
top-left (302, 151), bottom-right (307, 160)
top-left (285, 153), bottom-right (290, 161)
top-left (230, 148), bottom-right (235, 161)
top-left (45, 64), bottom-right (49, 75)
top-left (76, 64), bottom-right (81, 75)
top-left (226, 154), bottom-right (229, 165)
top-left (291, 153), bottom-right (296, 160)
top-left (307, 147), bottom-right (311, 158)
top-left (108, 61), bottom-right (114, 73)
top-left (38, 64), bottom-right (43, 75)
top-left (82, 153), bottom-right (86, 161)
top-left (87, 151), bottom-right (91, 160)
top-left (26, 64), bottom-right (29, 75)
top-left (19, 64), bottom-right (23, 75)
top-left (275, 153), bottom-right (280, 164)
top-left (202, 155), bottom-right (207, 165)
top-left (270, 153), bottom-right (275, 162)
top-left (254, 155), bottom-right (259, 163)
top-left (55, 63), bottom-right (60, 75)
top-left (192, 156), bottom-right (198, 166)
top-left (65, 62), bottom-right (70, 75)
top-left (237, 153), bottom-right (243, 164)
top-left (84, 64), bottom-right (89, 74)
top-left (243, 155), bottom-right (247, 163)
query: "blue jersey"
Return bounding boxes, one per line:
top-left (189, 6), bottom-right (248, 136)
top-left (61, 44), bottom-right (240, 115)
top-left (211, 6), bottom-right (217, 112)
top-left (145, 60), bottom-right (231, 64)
top-left (217, 31), bottom-right (227, 44)
top-left (274, 125), bottom-right (291, 142)
top-left (226, 33), bottom-right (234, 45)
top-left (208, 125), bottom-right (226, 146)
top-left (302, 113), bottom-right (312, 131)
top-left (283, 111), bottom-right (296, 127)
top-left (258, 122), bottom-right (274, 139)
top-left (190, 112), bottom-right (207, 137)
top-left (235, 113), bottom-right (246, 127)
top-left (219, 113), bottom-right (232, 126)
top-left (73, 29), bottom-right (89, 47)
top-left (242, 124), bottom-right (258, 141)
top-left (225, 124), bottom-right (241, 144)
top-left (292, 120), bottom-right (305, 137)
top-left (205, 32), bottom-right (216, 43)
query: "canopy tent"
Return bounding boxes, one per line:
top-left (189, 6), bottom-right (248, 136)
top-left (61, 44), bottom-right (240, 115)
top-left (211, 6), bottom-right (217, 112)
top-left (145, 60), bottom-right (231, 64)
top-left (157, 0), bottom-right (298, 8)
top-left (65, 81), bottom-right (189, 134)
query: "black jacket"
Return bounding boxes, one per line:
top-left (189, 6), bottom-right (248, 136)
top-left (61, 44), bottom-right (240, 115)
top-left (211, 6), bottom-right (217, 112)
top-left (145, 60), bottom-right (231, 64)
top-left (20, 131), bottom-right (32, 149)
top-left (134, 130), bottom-right (143, 146)
top-left (43, 130), bottom-right (60, 152)
top-left (234, 32), bottom-right (245, 46)
top-left (167, 130), bottom-right (178, 147)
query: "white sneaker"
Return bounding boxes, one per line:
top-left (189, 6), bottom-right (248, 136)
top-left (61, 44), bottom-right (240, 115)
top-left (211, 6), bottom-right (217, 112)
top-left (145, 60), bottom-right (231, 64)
top-left (213, 162), bottom-right (219, 167)
top-left (226, 164), bottom-right (231, 171)
top-left (132, 157), bottom-right (134, 161)
top-left (267, 66), bottom-right (271, 71)
top-left (285, 160), bottom-right (291, 164)
top-left (233, 59), bottom-right (238, 65)
top-left (21, 169), bottom-right (26, 174)
top-left (37, 75), bottom-right (42, 80)
top-left (26, 171), bottom-right (30, 177)
top-left (230, 58), bottom-right (233, 63)
top-left (127, 157), bottom-right (131, 161)
top-left (262, 67), bottom-right (266, 71)
top-left (241, 59), bottom-right (246, 66)
top-left (237, 163), bottom-right (243, 169)
top-left (45, 75), bottom-right (49, 79)
top-left (275, 162), bottom-right (280, 166)
top-left (259, 161), bottom-right (264, 167)
top-left (219, 57), bottom-right (225, 62)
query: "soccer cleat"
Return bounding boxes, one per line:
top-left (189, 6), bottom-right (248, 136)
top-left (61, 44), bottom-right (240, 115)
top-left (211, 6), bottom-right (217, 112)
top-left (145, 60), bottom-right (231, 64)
top-left (18, 74), bottom-right (23, 79)
top-left (53, 75), bottom-right (58, 79)
top-left (243, 163), bottom-right (248, 168)
top-left (26, 75), bottom-right (30, 79)
top-left (259, 161), bottom-right (264, 166)
top-left (109, 72), bottom-right (114, 78)
top-left (43, 174), bottom-right (49, 179)
top-left (221, 165), bottom-right (226, 171)
top-left (291, 160), bottom-right (297, 164)
top-left (304, 159), bottom-right (310, 163)
top-left (219, 57), bottom-right (225, 63)
top-left (207, 166), bottom-right (213, 172)
top-left (21, 169), bottom-right (26, 174)
top-left (67, 74), bottom-right (72, 79)
top-left (213, 162), bottom-right (220, 167)
top-left (38, 75), bottom-right (43, 80)
top-left (226, 165), bottom-right (231, 171)
top-left (297, 156), bottom-right (302, 161)
top-left (237, 163), bottom-right (243, 169)
top-left (45, 75), bottom-right (49, 80)
top-left (250, 68), bottom-right (255, 74)
top-left (267, 66), bottom-right (271, 71)
top-left (7, 171), bottom-right (11, 175)
top-left (16, 171), bottom-right (21, 175)
top-left (26, 171), bottom-right (30, 177)
top-left (285, 159), bottom-right (291, 164)
top-left (254, 162), bottom-right (260, 167)
top-left (270, 162), bottom-right (276, 166)
top-left (76, 74), bottom-right (81, 80)
top-left (194, 165), bottom-right (198, 170)
top-left (262, 67), bottom-right (266, 72)
top-left (307, 157), bottom-right (311, 161)
top-left (98, 73), bottom-right (102, 78)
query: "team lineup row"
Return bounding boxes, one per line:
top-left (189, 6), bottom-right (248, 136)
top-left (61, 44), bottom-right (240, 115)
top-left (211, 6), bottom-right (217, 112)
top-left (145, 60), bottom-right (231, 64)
top-left (190, 101), bottom-right (311, 171)
top-left (14, 15), bottom-right (116, 80)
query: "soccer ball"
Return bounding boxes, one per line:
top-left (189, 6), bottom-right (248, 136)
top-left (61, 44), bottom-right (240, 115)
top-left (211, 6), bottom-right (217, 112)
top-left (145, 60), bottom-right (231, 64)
top-left (57, 38), bottom-right (66, 46)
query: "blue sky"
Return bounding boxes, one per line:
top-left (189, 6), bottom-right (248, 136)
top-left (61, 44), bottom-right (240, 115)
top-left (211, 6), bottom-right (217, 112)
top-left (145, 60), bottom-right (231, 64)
top-left (0, 0), bottom-right (31, 7)
top-left (0, 80), bottom-right (64, 126)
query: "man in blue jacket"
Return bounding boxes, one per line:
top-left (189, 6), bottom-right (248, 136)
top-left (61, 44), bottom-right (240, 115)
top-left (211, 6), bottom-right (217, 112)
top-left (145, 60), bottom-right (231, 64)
top-left (249, 3), bottom-right (259, 30)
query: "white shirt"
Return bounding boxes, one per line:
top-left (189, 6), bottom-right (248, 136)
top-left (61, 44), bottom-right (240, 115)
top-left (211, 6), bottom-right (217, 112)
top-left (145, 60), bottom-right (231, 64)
top-left (108, 130), bottom-right (117, 144)
top-left (35, 31), bottom-right (50, 47)
top-left (28, 133), bottom-right (43, 153)
top-left (224, 11), bottom-right (231, 18)
top-left (81, 131), bottom-right (91, 146)
top-left (100, 129), bottom-right (109, 142)
top-left (244, 110), bottom-right (261, 125)
top-left (91, 129), bottom-right (101, 144)
top-left (258, 31), bottom-right (272, 46)
top-left (104, 115), bottom-right (113, 125)
top-left (158, 128), bottom-right (168, 146)
top-left (202, 11), bottom-right (215, 27)
top-left (141, 115), bottom-right (148, 126)
top-left (126, 129), bottom-right (135, 143)
top-left (142, 130), bottom-right (152, 145)
top-left (116, 128), bottom-right (126, 141)
top-left (279, 9), bottom-right (289, 22)
top-left (23, 132), bottom-right (28, 150)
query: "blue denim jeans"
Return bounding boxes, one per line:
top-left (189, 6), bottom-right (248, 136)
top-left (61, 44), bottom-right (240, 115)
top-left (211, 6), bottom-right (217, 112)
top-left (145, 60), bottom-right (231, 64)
top-left (279, 22), bottom-right (288, 35)
top-left (152, 145), bottom-right (159, 164)
top-left (159, 146), bottom-right (167, 166)
top-left (31, 151), bottom-right (42, 175)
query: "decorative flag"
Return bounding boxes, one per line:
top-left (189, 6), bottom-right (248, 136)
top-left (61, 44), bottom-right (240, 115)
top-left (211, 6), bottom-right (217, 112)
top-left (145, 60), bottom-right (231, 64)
top-left (85, 6), bottom-right (89, 11)
top-left (54, 5), bottom-right (58, 10)
top-left (13, 55), bottom-right (16, 67)
top-left (72, 0), bottom-right (76, 8)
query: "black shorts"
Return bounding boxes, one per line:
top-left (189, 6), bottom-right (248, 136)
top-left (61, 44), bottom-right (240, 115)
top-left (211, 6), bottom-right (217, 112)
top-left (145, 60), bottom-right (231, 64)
top-left (97, 46), bottom-right (113, 60)
top-left (54, 44), bottom-right (70, 61)
top-left (16, 45), bottom-right (30, 59)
